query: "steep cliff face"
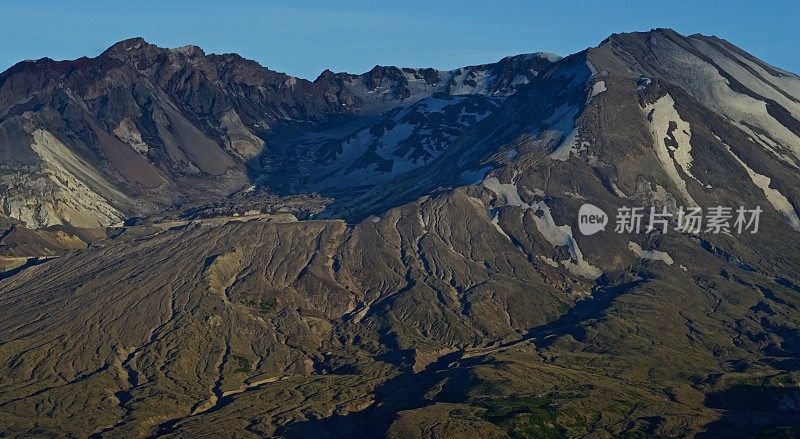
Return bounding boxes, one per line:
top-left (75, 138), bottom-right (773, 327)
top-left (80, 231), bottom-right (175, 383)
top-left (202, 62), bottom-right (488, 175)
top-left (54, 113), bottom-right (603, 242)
top-left (0, 38), bottom-right (558, 229)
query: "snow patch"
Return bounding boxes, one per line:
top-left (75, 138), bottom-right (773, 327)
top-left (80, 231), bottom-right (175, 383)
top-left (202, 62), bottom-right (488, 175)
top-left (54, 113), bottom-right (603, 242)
top-left (550, 130), bottom-right (589, 162)
top-left (649, 33), bottom-right (800, 167)
top-left (375, 123), bottom-right (415, 161)
top-left (721, 140), bottom-right (800, 231)
top-left (489, 208), bottom-right (513, 242)
top-left (628, 242), bottom-right (674, 265)
top-left (483, 177), bottom-right (527, 207)
top-left (610, 182), bottom-right (627, 198)
top-left (644, 94), bottom-right (698, 205)
top-left (524, 52), bottom-right (562, 63)
top-left (590, 81), bottom-right (607, 98)
top-left (459, 166), bottom-right (493, 185)
top-left (482, 177), bottom-right (602, 279)
top-left (541, 104), bottom-right (586, 162)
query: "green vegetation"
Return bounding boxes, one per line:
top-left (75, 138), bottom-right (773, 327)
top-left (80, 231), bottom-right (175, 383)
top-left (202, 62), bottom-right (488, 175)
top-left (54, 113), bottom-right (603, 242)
top-left (243, 297), bottom-right (277, 314)
top-left (232, 355), bottom-right (252, 374)
top-left (480, 396), bottom-right (564, 439)
top-left (258, 298), bottom-right (277, 313)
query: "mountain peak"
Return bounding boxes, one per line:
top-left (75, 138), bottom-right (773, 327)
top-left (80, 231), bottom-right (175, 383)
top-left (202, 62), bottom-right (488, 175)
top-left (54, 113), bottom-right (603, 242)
top-left (98, 38), bottom-right (211, 70)
top-left (502, 52), bottom-right (562, 63)
top-left (171, 44), bottom-right (205, 58)
top-left (101, 36), bottom-right (152, 55)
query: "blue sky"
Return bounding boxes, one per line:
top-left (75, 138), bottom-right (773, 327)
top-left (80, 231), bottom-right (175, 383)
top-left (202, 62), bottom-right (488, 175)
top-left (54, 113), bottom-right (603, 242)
top-left (1, 1), bottom-right (798, 78)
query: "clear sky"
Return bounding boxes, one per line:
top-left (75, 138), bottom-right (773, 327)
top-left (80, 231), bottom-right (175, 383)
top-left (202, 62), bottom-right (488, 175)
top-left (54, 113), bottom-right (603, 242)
top-left (1, 0), bottom-right (798, 79)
